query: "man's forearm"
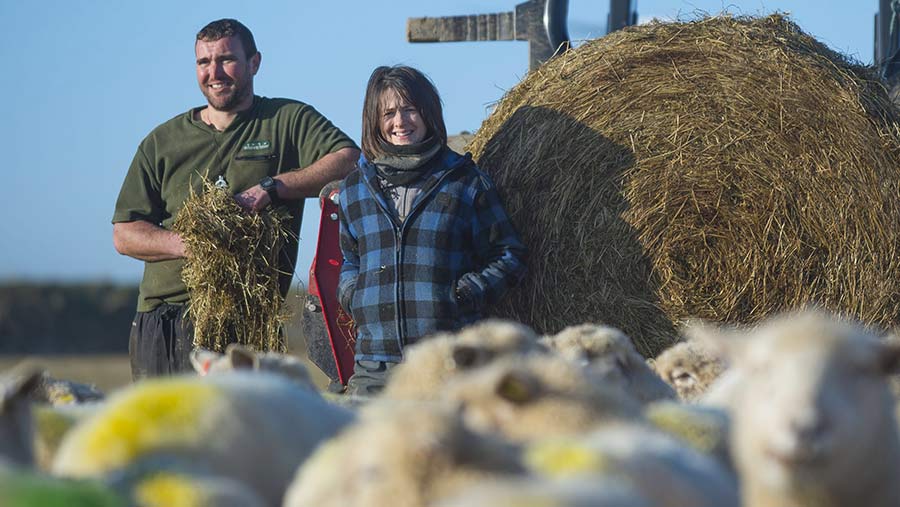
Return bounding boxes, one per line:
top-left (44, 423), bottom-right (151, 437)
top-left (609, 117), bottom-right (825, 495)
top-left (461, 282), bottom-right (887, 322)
top-left (276, 147), bottom-right (358, 200)
top-left (113, 221), bottom-right (186, 262)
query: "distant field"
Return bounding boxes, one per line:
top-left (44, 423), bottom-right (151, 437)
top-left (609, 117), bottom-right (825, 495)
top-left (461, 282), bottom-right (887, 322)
top-left (0, 283), bottom-right (334, 391)
top-left (0, 355), bottom-right (132, 392)
top-left (0, 348), bottom-right (331, 393)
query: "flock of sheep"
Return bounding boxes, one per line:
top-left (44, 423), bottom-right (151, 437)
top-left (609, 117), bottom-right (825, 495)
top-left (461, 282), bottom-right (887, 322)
top-left (1, 308), bottom-right (899, 507)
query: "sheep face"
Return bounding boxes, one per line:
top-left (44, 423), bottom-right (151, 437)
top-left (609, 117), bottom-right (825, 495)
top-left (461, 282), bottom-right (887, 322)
top-left (442, 356), bottom-right (642, 442)
top-left (652, 341), bottom-right (727, 402)
top-left (545, 324), bottom-right (676, 404)
top-left (724, 312), bottom-right (900, 505)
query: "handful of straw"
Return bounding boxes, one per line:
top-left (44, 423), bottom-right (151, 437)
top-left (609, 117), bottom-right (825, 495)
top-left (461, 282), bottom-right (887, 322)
top-left (174, 179), bottom-right (292, 353)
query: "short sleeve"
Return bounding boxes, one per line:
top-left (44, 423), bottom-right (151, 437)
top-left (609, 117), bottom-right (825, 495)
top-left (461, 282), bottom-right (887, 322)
top-left (112, 143), bottom-right (163, 224)
top-left (292, 105), bottom-right (357, 170)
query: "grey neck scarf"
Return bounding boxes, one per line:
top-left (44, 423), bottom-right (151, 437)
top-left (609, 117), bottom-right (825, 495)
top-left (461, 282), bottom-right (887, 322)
top-left (373, 136), bottom-right (443, 187)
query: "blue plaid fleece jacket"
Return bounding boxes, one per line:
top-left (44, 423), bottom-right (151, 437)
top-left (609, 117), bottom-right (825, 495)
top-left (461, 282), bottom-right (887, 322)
top-left (337, 149), bottom-right (527, 362)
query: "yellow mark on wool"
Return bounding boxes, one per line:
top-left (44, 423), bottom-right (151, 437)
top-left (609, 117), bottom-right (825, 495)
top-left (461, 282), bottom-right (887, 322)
top-left (645, 405), bottom-right (721, 455)
top-left (134, 473), bottom-right (202, 507)
top-left (54, 393), bottom-right (76, 405)
top-left (525, 440), bottom-right (608, 478)
top-left (76, 380), bottom-right (218, 471)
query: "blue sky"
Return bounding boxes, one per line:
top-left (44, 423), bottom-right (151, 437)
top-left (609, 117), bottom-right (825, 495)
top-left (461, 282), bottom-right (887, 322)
top-left (0, 1), bottom-right (874, 287)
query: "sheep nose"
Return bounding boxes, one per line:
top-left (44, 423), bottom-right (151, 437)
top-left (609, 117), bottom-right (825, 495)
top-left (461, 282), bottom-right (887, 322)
top-left (791, 411), bottom-right (827, 443)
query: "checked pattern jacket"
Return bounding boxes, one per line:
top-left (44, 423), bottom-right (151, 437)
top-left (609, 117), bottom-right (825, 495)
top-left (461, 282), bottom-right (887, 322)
top-left (337, 149), bottom-right (527, 362)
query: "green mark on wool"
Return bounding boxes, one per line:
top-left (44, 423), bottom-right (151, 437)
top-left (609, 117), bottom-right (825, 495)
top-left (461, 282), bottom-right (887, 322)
top-left (525, 439), bottom-right (609, 478)
top-left (76, 380), bottom-right (218, 471)
top-left (0, 473), bottom-right (126, 507)
top-left (134, 472), bottom-right (203, 507)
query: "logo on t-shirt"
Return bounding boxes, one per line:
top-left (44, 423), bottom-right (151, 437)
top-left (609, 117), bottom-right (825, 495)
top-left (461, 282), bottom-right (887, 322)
top-left (242, 140), bottom-right (271, 151)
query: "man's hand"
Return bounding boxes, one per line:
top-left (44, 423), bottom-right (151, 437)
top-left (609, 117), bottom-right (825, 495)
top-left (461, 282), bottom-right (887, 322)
top-left (234, 185), bottom-right (271, 212)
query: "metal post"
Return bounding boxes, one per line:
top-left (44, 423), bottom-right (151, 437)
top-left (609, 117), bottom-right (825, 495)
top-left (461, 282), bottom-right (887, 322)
top-left (608, 0), bottom-right (634, 33)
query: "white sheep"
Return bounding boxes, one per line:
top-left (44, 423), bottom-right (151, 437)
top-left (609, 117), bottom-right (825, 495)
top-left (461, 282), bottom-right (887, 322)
top-left (524, 423), bottom-right (740, 507)
top-left (52, 371), bottom-right (354, 507)
top-left (29, 372), bottom-right (105, 406)
top-left (434, 477), bottom-right (653, 507)
top-left (643, 399), bottom-right (732, 468)
top-left (541, 323), bottom-right (676, 403)
top-left (383, 319), bottom-right (544, 400)
top-left (703, 310), bottom-right (900, 507)
top-left (283, 401), bottom-right (528, 507)
top-left (32, 402), bottom-right (101, 472)
top-left (111, 468), bottom-right (267, 507)
top-left (0, 368), bottom-right (42, 467)
top-left (438, 354), bottom-right (643, 442)
top-left (650, 338), bottom-right (728, 402)
top-left (189, 343), bottom-right (316, 390)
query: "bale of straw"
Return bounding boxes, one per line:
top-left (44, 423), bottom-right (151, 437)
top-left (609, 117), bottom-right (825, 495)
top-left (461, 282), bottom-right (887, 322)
top-left (468, 14), bottom-right (900, 357)
top-left (173, 180), bottom-right (292, 353)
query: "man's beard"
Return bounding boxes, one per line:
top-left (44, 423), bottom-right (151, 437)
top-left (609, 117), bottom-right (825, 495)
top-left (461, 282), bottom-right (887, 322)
top-left (203, 80), bottom-right (252, 112)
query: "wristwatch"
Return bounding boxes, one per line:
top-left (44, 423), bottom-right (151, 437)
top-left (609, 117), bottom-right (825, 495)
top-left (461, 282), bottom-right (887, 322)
top-left (259, 176), bottom-right (280, 205)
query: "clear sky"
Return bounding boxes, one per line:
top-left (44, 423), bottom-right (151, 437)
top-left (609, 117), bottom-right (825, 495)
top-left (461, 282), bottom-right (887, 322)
top-left (0, 0), bottom-right (874, 288)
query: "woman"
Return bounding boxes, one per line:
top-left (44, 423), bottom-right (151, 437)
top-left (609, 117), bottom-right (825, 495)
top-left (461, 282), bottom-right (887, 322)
top-left (337, 65), bottom-right (527, 395)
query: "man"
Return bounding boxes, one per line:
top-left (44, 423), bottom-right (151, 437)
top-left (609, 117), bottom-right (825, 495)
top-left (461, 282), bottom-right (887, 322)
top-left (112, 19), bottom-right (359, 379)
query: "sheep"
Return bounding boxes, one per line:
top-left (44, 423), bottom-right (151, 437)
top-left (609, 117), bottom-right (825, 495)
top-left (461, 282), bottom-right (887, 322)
top-left (643, 399), bottom-right (732, 468)
top-left (32, 402), bottom-right (101, 472)
top-left (434, 477), bottom-right (653, 507)
top-left (650, 338), bottom-right (728, 402)
top-left (111, 468), bottom-right (267, 507)
top-left (283, 401), bottom-right (528, 507)
top-left (0, 368), bottom-right (42, 467)
top-left (189, 343), bottom-right (316, 390)
top-left (28, 372), bottom-right (105, 406)
top-left (52, 371), bottom-right (354, 507)
top-left (438, 354), bottom-right (643, 442)
top-left (524, 423), bottom-right (740, 507)
top-left (704, 310), bottom-right (900, 507)
top-left (541, 323), bottom-right (676, 403)
top-left (383, 319), bottom-right (545, 400)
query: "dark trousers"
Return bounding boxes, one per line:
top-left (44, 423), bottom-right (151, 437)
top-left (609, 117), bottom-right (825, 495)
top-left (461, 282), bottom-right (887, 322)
top-left (129, 304), bottom-right (194, 381)
top-left (345, 360), bottom-right (398, 396)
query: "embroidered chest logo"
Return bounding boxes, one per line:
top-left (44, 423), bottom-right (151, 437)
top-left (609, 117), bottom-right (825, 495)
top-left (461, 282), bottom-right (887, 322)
top-left (242, 140), bottom-right (271, 151)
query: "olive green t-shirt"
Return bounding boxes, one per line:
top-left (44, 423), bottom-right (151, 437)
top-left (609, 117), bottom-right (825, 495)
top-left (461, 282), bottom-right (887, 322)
top-left (113, 96), bottom-right (357, 312)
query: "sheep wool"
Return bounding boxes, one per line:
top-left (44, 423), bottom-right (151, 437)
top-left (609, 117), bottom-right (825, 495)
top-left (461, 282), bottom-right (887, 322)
top-left (53, 371), bottom-right (354, 507)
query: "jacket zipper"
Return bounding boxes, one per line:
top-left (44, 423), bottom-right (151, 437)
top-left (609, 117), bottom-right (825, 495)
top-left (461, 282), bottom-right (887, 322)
top-left (360, 155), bottom-right (470, 354)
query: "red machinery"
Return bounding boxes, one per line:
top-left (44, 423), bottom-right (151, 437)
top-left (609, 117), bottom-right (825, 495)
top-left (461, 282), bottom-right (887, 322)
top-left (306, 182), bottom-right (356, 385)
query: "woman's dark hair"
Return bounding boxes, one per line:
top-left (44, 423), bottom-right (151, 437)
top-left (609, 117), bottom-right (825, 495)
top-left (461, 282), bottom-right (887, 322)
top-left (361, 65), bottom-right (447, 160)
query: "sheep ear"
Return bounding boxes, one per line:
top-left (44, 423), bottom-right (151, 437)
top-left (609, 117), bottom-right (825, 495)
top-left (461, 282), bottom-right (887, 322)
top-left (225, 344), bottom-right (256, 370)
top-left (877, 339), bottom-right (900, 375)
top-left (2, 368), bottom-right (43, 409)
top-left (495, 371), bottom-right (538, 404)
top-left (680, 319), bottom-right (736, 362)
top-left (190, 347), bottom-right (220, 375)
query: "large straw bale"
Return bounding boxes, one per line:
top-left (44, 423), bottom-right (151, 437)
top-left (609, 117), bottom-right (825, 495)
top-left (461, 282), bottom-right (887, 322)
top-left (468, 14), bottom-right (900, 357)
top-left (173, 181), bottom-right (292, 353)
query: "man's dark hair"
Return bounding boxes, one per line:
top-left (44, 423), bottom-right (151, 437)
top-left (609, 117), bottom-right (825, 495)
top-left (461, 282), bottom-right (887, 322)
top-left (361, 65), bottom-right (447, 161)
top-left (196, 18), bottom-right (258, 58)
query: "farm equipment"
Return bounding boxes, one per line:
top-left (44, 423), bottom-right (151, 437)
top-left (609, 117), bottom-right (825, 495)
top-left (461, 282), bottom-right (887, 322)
top-left (305, 182), bottom-right (356, 386)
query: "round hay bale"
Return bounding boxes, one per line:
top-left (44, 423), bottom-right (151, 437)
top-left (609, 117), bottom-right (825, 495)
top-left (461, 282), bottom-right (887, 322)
top-left (469, 14), bottom-right (900, 357)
